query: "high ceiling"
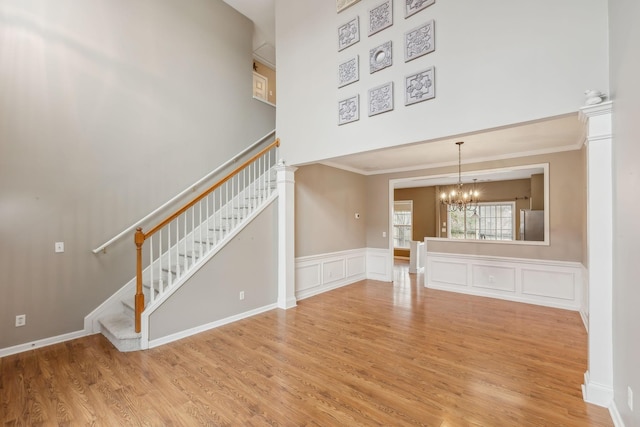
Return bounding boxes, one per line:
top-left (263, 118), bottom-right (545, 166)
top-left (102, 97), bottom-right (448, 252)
top-left (223, 0), bottom-right (276, 68)
top-left (220, 3), bottom-right (586, 180)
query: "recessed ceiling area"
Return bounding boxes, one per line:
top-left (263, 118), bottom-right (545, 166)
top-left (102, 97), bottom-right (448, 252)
top-left (393, 165), bottom-right (546, 189)
top-left (322, 114), bottom-right (585, 176)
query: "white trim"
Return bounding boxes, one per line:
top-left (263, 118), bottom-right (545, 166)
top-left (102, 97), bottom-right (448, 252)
top-left (425, 252), bottom-right (584, 311)
top-left (582, 371), bottom-right (614, 408)
top-left (147, 303), bottom-right (278, 349)
top-left (0, 330), bottom-right (87, 358)
top-left (609, 401), bottom-right (626, 427)
top-left (582, 102), bottom-right (614, 407)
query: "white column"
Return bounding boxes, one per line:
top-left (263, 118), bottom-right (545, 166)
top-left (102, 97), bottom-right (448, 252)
top-left (276, 162), bottom-right (298, 309)
top-left (580, 101), bottom-right (613, 407)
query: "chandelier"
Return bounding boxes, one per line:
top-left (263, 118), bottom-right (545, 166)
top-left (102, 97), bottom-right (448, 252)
top-left (440, 141), bottom-right (479, 211)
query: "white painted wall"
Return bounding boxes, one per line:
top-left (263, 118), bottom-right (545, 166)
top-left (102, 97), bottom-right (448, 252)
top-left (609, 0), bottom-right (640, 424)
top-left (276, 0), bottom-right (608, 166)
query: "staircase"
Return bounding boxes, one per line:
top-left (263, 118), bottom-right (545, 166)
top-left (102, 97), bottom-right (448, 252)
top-left (92, 140), bottom-right (279, 352)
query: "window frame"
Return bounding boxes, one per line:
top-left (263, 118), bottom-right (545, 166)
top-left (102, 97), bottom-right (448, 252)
top-left (447, 201), bottom-right (516, 241)
top-left (393, 200), bottom-right (413, 249)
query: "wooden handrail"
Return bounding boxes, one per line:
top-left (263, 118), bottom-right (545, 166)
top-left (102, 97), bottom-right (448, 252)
top-left (133, 138), bottom-right (280, 332)
top-left (92, 129), bottom-right (276, 254)
top-left (142, 138), bottom-right (280, 240)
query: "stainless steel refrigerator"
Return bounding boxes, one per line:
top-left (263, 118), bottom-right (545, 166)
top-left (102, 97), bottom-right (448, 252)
top-left (519, 209), bottom-right (544, 241)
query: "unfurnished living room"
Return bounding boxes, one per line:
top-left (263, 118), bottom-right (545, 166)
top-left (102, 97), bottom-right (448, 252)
top-left (1, 0), bottom-right (638, 426)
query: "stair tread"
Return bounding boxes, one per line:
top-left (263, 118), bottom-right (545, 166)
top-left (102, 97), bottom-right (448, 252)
top-left (99, 313), bottom-right (140, 340)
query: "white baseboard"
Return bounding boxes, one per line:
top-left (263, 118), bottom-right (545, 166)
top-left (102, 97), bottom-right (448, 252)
top-left (582, 370), bottom-right (614, 408)
top-left (426, 252), bottom-right (584, 311)
top-left (0, 330), bottom-right (87, 358)
top-left (147, 303), bottom-right (278, 349)
top-left (609, 400), bottom-right (625, 427)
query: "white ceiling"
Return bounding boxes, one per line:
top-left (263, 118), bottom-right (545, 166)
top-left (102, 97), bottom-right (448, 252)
top-left (322, 114), bottom-right (585, 176)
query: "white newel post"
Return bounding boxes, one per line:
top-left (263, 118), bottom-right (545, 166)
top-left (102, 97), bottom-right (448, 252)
top-left (580, 101), bottom-right (613, 407)
top-left (276, 162), bottom-right (298, 309)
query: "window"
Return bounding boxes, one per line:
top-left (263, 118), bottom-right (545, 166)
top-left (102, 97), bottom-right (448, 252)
top-left (448, 202), bottom-right (515, 241)
top-left (393, 200), bottom-right (413, 248)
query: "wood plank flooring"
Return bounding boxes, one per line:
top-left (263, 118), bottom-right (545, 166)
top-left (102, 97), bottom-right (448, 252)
top-left (1, 262), bottom-right (612, 426)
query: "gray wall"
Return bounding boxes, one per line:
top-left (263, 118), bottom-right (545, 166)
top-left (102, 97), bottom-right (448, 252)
top-left (295, 164), bottom-right (366, 257)
top-left (149, 202), bottom-right (278, 341)
top-left (366, 149), bottom-right (586, 262)
top-left (0, 0), bottom-right (275, 349)
top-left (609, 0), bottom-right (640, 424)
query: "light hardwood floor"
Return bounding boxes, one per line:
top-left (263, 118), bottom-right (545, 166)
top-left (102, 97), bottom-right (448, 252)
top-left (1, 262), bottom-right (612, 426)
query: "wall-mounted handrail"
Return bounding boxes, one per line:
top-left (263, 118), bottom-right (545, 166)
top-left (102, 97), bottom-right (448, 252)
top-left (92, 130), bottom-right (276, 254)
top-left (133, 138), bottom-right (280, 332)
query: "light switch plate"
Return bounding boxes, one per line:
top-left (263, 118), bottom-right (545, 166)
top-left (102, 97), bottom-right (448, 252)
top-left (55, 242), bottom-right (64, 253)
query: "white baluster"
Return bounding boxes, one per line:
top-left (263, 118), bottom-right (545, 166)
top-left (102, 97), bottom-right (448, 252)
top-left (149, 235), bottom-right (154, 304)
top-left (159, 230), bottom-right (164, 294)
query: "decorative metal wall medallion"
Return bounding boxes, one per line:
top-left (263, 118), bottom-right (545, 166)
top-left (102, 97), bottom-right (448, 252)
top-left (368, 82), bottom-right (394, 116)
top-left (337, 0), bottom-right (361, 13)
top-left (338, 94), bottom-right (360, 125)
top-left (369, 41), bottom-right (393, 74)
top-left (405, 67), bottom-right (435, 105)
top-left (338, 56), bottom-right (359, 88)
top-left (338, 17), bottom-right (360, 51)
top-left (369, 0), bottom-right (393, 36)
top-left (405, 20), bottom-right (435, 62)
top-left (405, 0), bottom-right (435, 18)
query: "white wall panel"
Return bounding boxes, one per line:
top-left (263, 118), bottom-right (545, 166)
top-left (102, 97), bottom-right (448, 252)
top-left (427, 252), bottom-right (583, 311)
top-left (472, 264), bottom-right (516, 293)
top-left (323, 259), bottom-right (346, 284)
top-left (522, 269), bottom-right (575, 300)
top-left (431, 261), bottom-right (467, 286)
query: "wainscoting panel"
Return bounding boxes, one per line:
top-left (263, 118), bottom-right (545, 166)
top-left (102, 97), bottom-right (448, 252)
top-left (426, 252), bottom-right (584, 311)
top-left (347, 255), bottom-right (366, 278)
top-left (295, 249), bottom-right (367, 300)
top-left (295, 264), bottom-right (321, 292)
top-left (471, 264), bottom-right (516, 292)
top-left (322, 259), bottom-right (346, 284)
top-left (366, 248), bottom-right (392, 282)
top-left (522, 269), bottom-right (575, 300)
top-left (431, 261), bottom-right (468, 287)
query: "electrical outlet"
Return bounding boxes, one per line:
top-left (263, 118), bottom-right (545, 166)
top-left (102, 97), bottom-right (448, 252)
top-left (15, 314), bottom-right (26, 327)
top-left (239, 291), bottom-right (245, 301)
top-left (629, 386), bottom-right (634, 411)
top-left (55, 242), bottom-right (64, 253)
top-left (382, 231), bottom-right (387, 238)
